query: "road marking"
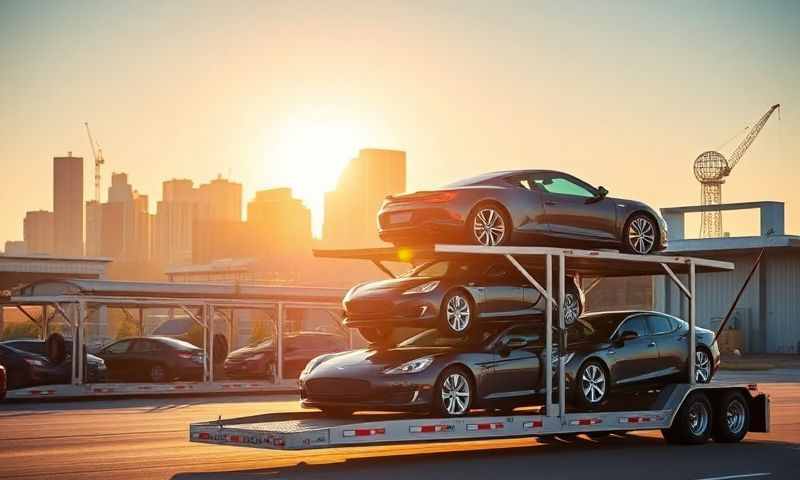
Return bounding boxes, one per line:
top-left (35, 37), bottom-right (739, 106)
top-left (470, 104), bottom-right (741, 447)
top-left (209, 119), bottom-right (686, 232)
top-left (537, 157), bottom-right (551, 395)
top-left (696, 473), bottom-right (771, 480)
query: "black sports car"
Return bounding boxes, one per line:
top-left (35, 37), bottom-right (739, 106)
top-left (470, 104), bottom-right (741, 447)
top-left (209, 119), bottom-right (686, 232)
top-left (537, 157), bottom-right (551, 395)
top-left (300, 311), bottom-right (718, 417)
top-left (96, 336), bottom-right (204, 382)
top-left (2, 339), bottom-right (107, 384)
top-left (378, 170), bottom-right (668, 255)
top-left (343, 257), bottom-right (584, 341)
top-left (0, 344), bottom-right (52, 390)
top-left (561, 311), bottom-right (719, 409)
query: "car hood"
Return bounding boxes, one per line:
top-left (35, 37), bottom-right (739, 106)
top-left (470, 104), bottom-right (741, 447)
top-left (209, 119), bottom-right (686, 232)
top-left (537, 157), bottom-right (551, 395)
top-left (310, 346), bottom-right (451, 376)
top-left (227, 343), bottom-right (274, 361)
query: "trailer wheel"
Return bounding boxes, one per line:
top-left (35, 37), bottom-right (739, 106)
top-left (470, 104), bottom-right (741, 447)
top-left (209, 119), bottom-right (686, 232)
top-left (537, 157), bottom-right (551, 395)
top-left (712, 391), bottom-right (750, 443)
top-left (662, 392), bottom-right (712, 444)
top-left (46, 333), bottom-right (67, 365)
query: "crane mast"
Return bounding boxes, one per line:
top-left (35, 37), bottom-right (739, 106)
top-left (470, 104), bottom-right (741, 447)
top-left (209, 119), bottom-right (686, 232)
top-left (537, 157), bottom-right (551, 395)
top-left (84, 122), bottom-right (105, 202)
top-left (725, 103), bottom-right (780, 173)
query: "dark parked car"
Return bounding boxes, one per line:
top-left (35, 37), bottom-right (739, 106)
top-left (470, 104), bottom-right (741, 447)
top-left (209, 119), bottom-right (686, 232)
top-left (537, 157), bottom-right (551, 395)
top-left (378, 170), bottom-right (667, 255)
top-left (561, 311), bottom-right (719, 409)
top-left (224, 331), bottom-right (348, 380)
top-left (300, 311), bottom-right (718, 417)
top-left (344, 257), bottom-right (583, 341)
top-left (2, 339), bottom-right (107, 383)
top-left (96, 336), bottom-right (204, 382)
top-left (0, 344), bottom-right (52, 390)
top-left (0, 364), bottom-right (7, 400)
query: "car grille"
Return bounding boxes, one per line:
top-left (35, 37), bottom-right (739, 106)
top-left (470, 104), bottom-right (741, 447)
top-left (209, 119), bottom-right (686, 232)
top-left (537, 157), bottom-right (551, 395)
top-left (306, 378), bottom-right (370, 398)
top-left (346, 299), bottom-right (394, 315)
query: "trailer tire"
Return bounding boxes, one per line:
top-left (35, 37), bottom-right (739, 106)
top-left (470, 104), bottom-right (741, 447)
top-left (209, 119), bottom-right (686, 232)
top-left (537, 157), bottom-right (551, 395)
top-left (662, 392), bottom-right (713, 445)
top-left (46, 333), bottom-right (67, 365)
top-left (712, 391), bottom-right (750, 443)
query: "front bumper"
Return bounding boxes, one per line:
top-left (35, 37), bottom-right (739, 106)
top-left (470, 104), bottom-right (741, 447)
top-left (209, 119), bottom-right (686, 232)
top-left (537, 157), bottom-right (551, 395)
top-left (299, 372), bottom-right (437, 413)
top-left (344, 295), bottom-right (439, 328)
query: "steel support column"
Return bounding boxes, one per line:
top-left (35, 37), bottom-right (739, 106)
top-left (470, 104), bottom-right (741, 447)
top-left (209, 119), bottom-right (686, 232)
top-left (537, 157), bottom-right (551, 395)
top-left (689, 261), bottom-right (696, 385)
top-left (277, 302), bottom-right (284, 382)
top-left (208, 305), bottom-right (215, 383)
top-left (558, 254), bottom-right (566, 421)
top-left (545, 254), bottom-right (553, 418)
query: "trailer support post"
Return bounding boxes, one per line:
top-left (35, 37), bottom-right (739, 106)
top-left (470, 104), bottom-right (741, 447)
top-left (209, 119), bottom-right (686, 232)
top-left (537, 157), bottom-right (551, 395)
top-left (277, 302), bottom-right (284, 382)
top-left (202, 304), bottom-right (209, 383)
top-left (558, 254), bottom-right (566, 421)
top-left (545, 254), bottom-right (554, 417)
top-left (689, 260), bottom-right (696, 385)
top-left (208, 304), bottom-right (215, 383)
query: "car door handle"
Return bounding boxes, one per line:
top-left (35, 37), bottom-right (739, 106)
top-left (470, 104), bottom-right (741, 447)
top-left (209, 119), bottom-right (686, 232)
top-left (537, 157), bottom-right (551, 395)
top-left (648, 341), bottom-right (657, 348)
top-left (544, 200), bottom-right (558, 206)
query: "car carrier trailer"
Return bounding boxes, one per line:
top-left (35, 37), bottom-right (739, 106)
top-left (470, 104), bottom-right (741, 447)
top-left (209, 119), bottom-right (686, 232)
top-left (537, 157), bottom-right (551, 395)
top-left (189, 244), bottom-right (770, 449)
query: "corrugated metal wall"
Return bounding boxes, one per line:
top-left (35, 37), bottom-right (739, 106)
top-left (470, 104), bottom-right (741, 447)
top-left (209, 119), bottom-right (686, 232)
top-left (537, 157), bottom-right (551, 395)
top-left (766, 251), bottom-right (800, 353)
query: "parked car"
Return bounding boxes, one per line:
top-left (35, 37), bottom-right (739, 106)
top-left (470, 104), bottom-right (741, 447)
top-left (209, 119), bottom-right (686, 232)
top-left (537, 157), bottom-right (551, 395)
top-left (343, 257), bottom-right (583, 341)
top-left (2, 339), bottom-right (107, 383)
top-left (378, 170), bottom-right (668, 255)
top-left (560, 310), bottom-right (719, 409)
top-left (95, 336), bottom-right (204, 382)
top-left (224, 331), bottom-right (348, 380)
top-left (300, 311), bottom-right (718, 417)
top-left (0, 344), bottom-right (52, 390)
top-left (0, 364), bottom-right (6, 400)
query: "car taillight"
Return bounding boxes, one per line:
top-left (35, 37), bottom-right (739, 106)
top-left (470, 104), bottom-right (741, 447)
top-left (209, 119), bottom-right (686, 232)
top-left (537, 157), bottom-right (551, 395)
top-left (420, 191), bottom-right (457, 203)
top-left (178, 352), bottom-right (193, 359)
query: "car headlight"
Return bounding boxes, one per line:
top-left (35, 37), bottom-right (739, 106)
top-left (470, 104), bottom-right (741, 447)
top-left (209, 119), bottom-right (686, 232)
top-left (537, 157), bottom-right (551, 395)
top-left (301, 354), bottom-right (336, 376)
top-left (403, 281), bottom-right (440, 295)
top-left (384, 356), bottom-right (434, 374)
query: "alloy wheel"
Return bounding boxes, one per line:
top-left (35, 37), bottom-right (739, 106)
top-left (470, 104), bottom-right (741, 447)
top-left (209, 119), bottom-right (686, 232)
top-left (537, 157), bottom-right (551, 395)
top-left (446, 295), bottom-right (471, 332)
top-left (725, 398), bottom-right (746, 435)
top-left (687, 401), bottom-right (710, 436)
top-left (695, 350), bottom-right (711, 383)
top-left (627, 217), bottom-right (656, 254)
top-left (441, 373), bottom-right (471, 415)
top-left (473, 208), bottom-right (506, 246)
top-left (581, 364), bottom-right (606, 404)
top-left (564, 293), bottom-right (580, 325)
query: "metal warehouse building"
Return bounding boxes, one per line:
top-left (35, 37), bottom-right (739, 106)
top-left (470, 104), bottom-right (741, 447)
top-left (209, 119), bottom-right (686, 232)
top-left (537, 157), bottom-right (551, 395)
top-left (655, 202), bottom-right (800, 354)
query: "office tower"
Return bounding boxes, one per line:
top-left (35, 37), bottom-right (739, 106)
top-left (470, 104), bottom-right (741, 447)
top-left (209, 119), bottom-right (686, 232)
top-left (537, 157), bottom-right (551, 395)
top-left (323, 149), bottom-right (406, 247)
top-left (98, 173), bottom-right (150, 262)
top-left (197, 175), bottom-right (242, 222)
top-left (153, 179), bottom-right (198, 266)
top-left (23, 210), bottom-right (55, 255)
top-left (247, 188), bottom-right (312, 255)
top-left (53, 154), bottom-right (84, 256)
top-left (86, 201), bottom-right (102, 257)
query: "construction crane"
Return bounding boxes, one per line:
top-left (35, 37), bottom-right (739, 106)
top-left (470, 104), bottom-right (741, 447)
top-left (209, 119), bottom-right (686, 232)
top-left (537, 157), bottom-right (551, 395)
top-left (693, 103), bottom-right (781, 238)
top-left (84, 122), bottom-right (105, 203)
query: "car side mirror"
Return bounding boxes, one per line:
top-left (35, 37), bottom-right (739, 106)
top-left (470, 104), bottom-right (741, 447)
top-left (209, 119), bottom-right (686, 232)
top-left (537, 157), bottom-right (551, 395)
top-left (586, 186), bottom-right (609, 204)
top-left (505, 337), bottom-right (528, 349)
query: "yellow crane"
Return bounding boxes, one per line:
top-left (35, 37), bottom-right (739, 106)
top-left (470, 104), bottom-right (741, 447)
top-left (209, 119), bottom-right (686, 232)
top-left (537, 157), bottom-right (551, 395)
top-left (84, 122), bottom-right (105, 202)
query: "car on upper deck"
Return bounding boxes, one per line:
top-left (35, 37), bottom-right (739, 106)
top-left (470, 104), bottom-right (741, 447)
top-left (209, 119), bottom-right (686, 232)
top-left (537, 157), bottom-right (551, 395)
top-left (378, 170), bottom-right (667, 255)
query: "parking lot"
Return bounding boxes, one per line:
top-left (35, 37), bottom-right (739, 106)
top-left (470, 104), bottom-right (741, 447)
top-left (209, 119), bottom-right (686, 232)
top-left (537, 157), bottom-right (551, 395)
top-left (0, 371), bottom-right (797, 480)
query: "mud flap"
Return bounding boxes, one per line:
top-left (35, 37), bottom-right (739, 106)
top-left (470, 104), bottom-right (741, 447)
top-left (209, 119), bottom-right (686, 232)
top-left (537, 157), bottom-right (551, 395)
top-left (749, 393), bottom-right (770, 433)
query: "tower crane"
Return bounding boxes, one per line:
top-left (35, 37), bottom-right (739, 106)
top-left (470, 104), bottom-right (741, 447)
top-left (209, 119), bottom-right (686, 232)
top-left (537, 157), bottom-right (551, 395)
top-left (693, 103), bottom-right (781, 238)
top-left (84, 122), bottom-right (105, 203)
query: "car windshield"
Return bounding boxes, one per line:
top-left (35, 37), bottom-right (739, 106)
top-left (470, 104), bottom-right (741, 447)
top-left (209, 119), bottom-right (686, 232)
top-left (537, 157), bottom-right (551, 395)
top-left (397, 327), bottom-right (503, 348)
top-left (569, 313), bottom-right (627, 340)
top-left (403, 260), bottom-right (488, 279)
top-left (152, 337), bottom-right (199, 350)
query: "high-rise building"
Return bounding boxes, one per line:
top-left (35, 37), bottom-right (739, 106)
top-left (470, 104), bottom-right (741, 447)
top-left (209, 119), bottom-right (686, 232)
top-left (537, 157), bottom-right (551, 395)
top-left (3, 241), bottom-right (26, 256)
top-left (153, 179), bottom-right (198, 266)
top-left (53, 154), bottom-right (84, 256)
top-left (97, 173), bottom-right (151, 262)
top-left (23, 210), bottom-right (55, 255)
top-left (248, 188), bottom-right (312, 256)
top-left (323, 149), bottom-right (406, 247)
top-left (85, 201), bottom-right (102, 257)
top-left (197, 176), bottom-right (242, 222)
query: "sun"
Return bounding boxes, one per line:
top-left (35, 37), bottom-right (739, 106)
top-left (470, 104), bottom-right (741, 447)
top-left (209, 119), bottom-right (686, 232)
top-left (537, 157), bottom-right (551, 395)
top-left (266, 108), bottom-right (372, 237)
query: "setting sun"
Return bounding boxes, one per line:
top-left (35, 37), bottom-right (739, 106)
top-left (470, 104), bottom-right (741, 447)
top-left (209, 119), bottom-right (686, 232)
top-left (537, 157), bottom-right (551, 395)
top-left (265, 107), bottom-right (374, 237)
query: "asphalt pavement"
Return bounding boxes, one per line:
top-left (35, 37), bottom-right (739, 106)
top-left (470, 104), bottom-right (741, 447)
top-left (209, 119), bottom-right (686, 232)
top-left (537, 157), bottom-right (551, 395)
top-left (1, 373), bottom-right (799, 480)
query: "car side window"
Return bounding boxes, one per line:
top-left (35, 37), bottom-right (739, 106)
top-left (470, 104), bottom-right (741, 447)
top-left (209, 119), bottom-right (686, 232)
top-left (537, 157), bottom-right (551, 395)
top-left (646, 314), bottom-right (674, 335)
top-left (617, 316), bottom-right (649, 338)
top-left (130, 341), bottom-right (155, 353)
top-left (532, 174), bottom-right (595, 198)
top-left (105, 340), bottom-right (132, 354)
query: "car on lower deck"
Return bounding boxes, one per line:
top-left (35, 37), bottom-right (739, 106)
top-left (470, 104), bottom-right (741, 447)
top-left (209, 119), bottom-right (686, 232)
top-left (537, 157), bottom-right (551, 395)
top-left (0, 344), bottom-right (52, 390)
top-left (2, 338), bottom-right (107, 383)
top-left (344, 257), bottom-right (583, 342)
top-left (378, 170), bottom-right (668, 254)
top-left (0, 364), bottom-right (7, 400)
top-left (95, 336), bottom-right (204, 382)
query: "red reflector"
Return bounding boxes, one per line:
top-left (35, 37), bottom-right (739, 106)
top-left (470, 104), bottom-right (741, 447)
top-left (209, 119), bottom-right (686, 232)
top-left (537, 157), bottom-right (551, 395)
top-left (230, 435), bottom-right (241, 443)
top-left (198, 432), bottom-right (210, 440)
top-left (343, 428), bottom-right (386, 437)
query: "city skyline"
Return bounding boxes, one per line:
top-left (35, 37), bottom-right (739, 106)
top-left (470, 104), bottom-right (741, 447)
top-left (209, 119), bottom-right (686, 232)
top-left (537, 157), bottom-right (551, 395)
top-left (1, 1), bottom-right (798, 246)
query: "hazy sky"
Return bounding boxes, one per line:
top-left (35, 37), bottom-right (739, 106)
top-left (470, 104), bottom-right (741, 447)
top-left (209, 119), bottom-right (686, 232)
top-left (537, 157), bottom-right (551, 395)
top-left (1, 0), bottom-right (798, 243)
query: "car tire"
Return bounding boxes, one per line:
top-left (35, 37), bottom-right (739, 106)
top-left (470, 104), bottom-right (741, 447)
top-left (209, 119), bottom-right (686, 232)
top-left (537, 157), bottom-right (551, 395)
top-left (712, 391), bottom-right (750, 443)
top-left (662, 392), bottom-right (713, 445)
top-left (573, 360), bottom-right (609, 410)
top-left (149, 364), bottom-right (170, 383)
top-left (358, 327), bottom-right (392, 344)
top-left (467, 203), bottom-right (511, 246)
top-left (213, 334), bottom-right (228, 365)
top-left (440, 290), bottom-right (475, 336)
top-left (563, 279), bottom-right (584, 326)
top-left (320, 407), bottom-right (354, 417)
top-left (623, 213), bottom-right (659, 255)
top-left (695, 347), bottom-right (713, 384)
top-left (46, 333), bottom-right (67, 365)
top-left (435, 366), bottom-right (474, 417)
